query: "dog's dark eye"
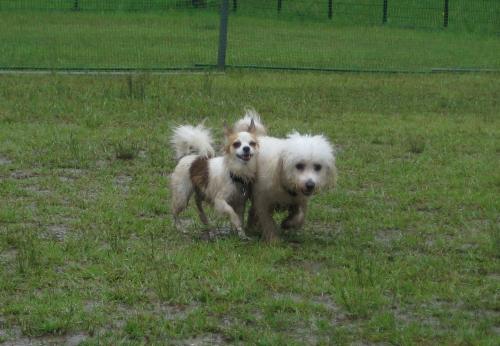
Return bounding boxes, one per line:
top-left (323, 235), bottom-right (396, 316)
top-left (233, 141), bottom-right (241, 149)
top-left (295, 163), bottom-right (305, 171)
top-left (314, 164), bottom-right (322, 171)
top-left (249, 141), bottom-right (257, 148)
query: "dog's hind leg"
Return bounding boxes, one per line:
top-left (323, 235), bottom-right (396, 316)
top-left (194, 193), bottom-right (209, 226)
top-left (170, 181), bottom-right (193, 233)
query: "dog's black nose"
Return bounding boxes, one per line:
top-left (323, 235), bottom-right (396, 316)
top-left (243, 146), bottom-right (250, 153)
top-left (305, 180), bottom-right (315, 191)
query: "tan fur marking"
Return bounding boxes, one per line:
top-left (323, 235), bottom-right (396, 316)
top-left (190, 157), bottom-right (209, 188)
top-left (225, 133), bottom-right (240, 154)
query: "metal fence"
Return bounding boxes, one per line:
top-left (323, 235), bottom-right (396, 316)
top-left (0, 0), bottom-right (498, 72)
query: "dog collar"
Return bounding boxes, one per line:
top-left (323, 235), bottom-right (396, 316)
top-left (230, 172), bottom-right (250, 186)
top-left (230, 172), bottom-right (252, 197)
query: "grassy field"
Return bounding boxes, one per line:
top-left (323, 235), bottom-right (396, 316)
top-left (0, 8), bottom-right (499, 71)
top-left (0, 71), bottom-right (499, 345)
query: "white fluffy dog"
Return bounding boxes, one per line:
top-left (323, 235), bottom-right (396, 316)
top-left (170, 121), bottom-right (259, 239)
top-left (235, 112), bottom-right (337, 242)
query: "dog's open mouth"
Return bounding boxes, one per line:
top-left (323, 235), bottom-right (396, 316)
top-left (236, 153), bottom-right (252, 162)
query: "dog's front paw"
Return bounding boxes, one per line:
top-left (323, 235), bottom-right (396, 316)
top-left (263, 230), bottom-right (280, 244)
top-left (235, 228), bottom-right (251, 241)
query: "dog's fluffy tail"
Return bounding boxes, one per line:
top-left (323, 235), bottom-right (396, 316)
top-left (233, 108), bottom-right (267, 136)
top-left (171, 123), bottom-right (215, 160)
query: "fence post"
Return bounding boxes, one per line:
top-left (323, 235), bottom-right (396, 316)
top-left (217, 0), bottom-right (229, 70)
top-left (278, 0), bottom-right (282, 14)
top-left (443, 0), bottom-right (449, 28)
top-left (328, 0), bottom-right (333, 19)
top-left (382, 0), bottom-right (388, 24)
top-left (233, 0), bottom-right (237, 12)
top-left (73, 0), bottom-right (79, 11)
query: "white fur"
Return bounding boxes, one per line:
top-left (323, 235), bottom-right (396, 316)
top-left (240, 115), bottom-right (336, 242)
top-left (170, 123), bottom-right (259, 239)
top-left (233, 108), bottom-right (267, 137)
top-left (171, 123), bottom-right (215, 160)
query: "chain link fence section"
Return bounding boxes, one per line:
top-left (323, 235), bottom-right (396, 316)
top-left (0, 1), bottom-right (221, 70)
top-left (0, 0), bottom-right (498, 71)
top-left (0, 1), bottom-right (219, 11)
top-left (222, 0), bottom-right (499, 72)
top-left (226, 0), bottom-right (499, 32)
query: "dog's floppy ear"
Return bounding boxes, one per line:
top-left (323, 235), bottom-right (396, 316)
top-left (274, 156), bottom-right (284, 183)
top-left (223, 121), bottom-right (233, 137)
top-left (324, 151), bottom-right (337, 189)
top-left (248, 118), bottom-right (256, 133)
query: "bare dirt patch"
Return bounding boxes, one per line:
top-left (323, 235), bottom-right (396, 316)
top-left (289, 221), bottom-right (343, 243)
top-left (312, 294), bottom-right (342, 312)
top-left (56, 168), bottom-right (86, 182)
top-left (392, 306), bottom-right (440, 328)
top-left (457, 243), bottom-right (479, 252)
top-left (43, 224), bottom-right (70, 241)
top-left (352, 342), bottom-right (391, 346)
top-left (375, 228), bottom-right (402, 246)
top-left (96, 160), bottom-right (108, 168)
top-left (114, 174), bottom-right (133, 192)
top-left (272, 292), bottom-right (304, 303)
top-left (0, 315), bottom-right (8, 338)
top-left (154, 302), bottom-right (198, 321)
top-left (487, 273), bottom-right (500, 281)
top-left (24, 185), bottom-right (51, 196)
top-left (312, 294), bottom-right (350, 326)
top-left (65, 333), bottom-right (88, 346)
top-left (0, 155), bottom-right (12, 165)
top-left (0, 323), bottom-right (21, 344)
top-left (1, 332), bottom-right (88, 346)
top-left (57, 168), bottom-right (85, 177)
top-left (115, 302), bottom-right (199, 322)
top-left (174, 333), bottom-right (227, 346)
top-left (300, 260), bottom-right (324, 275)
top-left (0, 248), bottom-right (18, 263)
top-left (176, 218), bottom-right (196, 233)
top-left (425, 234), bottom-right (454, 247)
top-left (10, 171), bottom-right (39, 180)
top-left (83, 300), bottom-right (101, 314)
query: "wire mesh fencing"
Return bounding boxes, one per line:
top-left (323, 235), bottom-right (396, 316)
top-left (0, 0), bottom-right (498, 72)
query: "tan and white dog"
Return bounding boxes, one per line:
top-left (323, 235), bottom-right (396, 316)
top-left (170, 120), bottom-right (259, 239)
top-left (234, 111), bottom-right (337, 242)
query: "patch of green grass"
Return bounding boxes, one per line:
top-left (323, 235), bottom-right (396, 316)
top-left (0, 9), bottom-right (498, 70)
top-left (0, 72), bottom-right (499, 344)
